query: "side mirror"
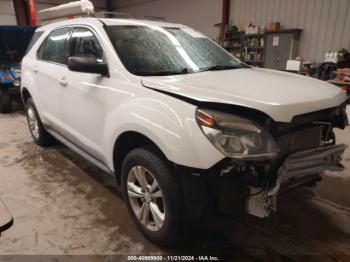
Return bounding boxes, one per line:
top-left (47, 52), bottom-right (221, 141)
top-left (67, 56), bottom-right (109, 77)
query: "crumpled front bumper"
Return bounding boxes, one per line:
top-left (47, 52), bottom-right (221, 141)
top-left (246, 144), bottom-right (347, 218)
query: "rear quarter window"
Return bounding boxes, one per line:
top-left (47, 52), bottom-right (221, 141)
top-left (37, 27), bottom-right (71, 65)
top-left (25, 31), bottom-right (43, 55)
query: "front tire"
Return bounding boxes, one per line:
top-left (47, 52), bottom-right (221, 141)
top-left (25, 98), bottom-right (53, 146)
top-left (121, 147), bottom-right (186, 246)
top-left (0, 87), bottom-right (12, 114)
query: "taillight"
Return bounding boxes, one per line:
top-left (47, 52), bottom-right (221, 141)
top-left (341, 86), bottom-right (349, 91)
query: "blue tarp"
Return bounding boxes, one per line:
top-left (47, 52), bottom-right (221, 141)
top-left (0, 25), bottom-right (37, 65)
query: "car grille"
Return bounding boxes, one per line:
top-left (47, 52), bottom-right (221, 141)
top-left (276, 125), bottom-right (324, 156)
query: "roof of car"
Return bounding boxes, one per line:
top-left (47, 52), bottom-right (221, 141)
top-left (37, 17), bottom-right (188, 32)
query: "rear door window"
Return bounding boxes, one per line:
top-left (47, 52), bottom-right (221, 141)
top-left (38, 27), bottom-right (71, 65)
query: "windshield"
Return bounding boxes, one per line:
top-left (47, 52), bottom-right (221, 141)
top-left (106, 25), bottom-right (247, 76)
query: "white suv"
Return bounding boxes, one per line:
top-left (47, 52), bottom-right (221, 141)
top-left (21, 18), bottom-right (348, 245)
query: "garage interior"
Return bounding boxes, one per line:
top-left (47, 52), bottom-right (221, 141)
top-left (1, 0), bottom-right (350, 261)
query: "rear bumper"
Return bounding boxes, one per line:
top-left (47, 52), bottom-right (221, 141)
top-left (246, 144), bottom-right (347, 217)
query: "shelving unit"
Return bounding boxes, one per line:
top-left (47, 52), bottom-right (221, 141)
top-left (223, 32), bottom-right (244, 60)
top-left (223, 29), bottom-right (302, 69)
top-left (223, 32), bottom-right (266, 67)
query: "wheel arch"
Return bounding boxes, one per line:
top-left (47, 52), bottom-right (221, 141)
top-left (113, 131), bottom-right (171, 184)
top-left (21, 87), bottom-right (32, 106)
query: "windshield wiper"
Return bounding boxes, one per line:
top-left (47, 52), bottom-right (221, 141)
top-left (136, 68), bottom-right (190, 76)
top-left (198, 65), bottom-right (244, 72)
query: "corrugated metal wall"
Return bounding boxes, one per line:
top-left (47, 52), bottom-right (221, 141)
top-left (113, 0), bottom-right (159, 9)
top-left (230, 0), bottom-right (350, 63)
top-left (114, 0), bottom-right (222, 39)
top-left (0, 0), bottom-right (16, 25)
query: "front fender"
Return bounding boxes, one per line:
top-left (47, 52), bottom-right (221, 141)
top-left (104, 94), bottom-right (225, 171)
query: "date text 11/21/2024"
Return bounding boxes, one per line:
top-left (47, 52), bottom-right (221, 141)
top-left (127, 256), bottom-right (220, 261)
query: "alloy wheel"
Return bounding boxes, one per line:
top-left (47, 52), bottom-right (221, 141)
top-left (127, 166), bottom-right (165, 231)
top-left (27, 106), bottom-right (39, 140)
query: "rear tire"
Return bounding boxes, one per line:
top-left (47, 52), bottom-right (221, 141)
top-left (25, 98), bottom-right (53, 146)
top-left (0, 87), bottom-right (12, 114)
top-left (121, 147), bottom-right (188, 246)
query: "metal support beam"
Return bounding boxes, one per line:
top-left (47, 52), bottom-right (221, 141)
top-left (106, 0), bottom-right (112, 17)
top-left (12, 0), bottom-right (28, 25)
top-left (27, 0), bottom-right (38, 26)
top-left (221, 0), bottom-right (230, 33)
top-left (219, 0), bottom-right (230, 45)
top-left (106, 0), bottom-right (112, 12)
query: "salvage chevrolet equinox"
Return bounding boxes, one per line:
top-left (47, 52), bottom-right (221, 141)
top-left (21, 18), bottom-right (348, 245)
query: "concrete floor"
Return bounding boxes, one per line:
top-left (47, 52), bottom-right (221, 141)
top-left (0, 107), bottom-right (350, 261)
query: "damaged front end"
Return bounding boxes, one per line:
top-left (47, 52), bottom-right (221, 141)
top-left (195, 102), bottom-right (348, 218)
top-left (247, 144), bottom-right (346, 217)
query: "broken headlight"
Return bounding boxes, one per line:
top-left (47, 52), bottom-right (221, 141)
top-left (196, 109), bottom-right (279, 161)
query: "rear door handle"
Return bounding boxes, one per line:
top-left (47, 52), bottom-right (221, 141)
top-left (59, 77), bottom-right (68, 87)
top-left (33, 66), bottom-right (39, 73)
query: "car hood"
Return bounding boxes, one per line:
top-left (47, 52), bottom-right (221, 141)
top-left (142, 68), bottom-right (347, 122)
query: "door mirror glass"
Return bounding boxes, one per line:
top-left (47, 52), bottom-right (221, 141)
top-left (67, 56), bottom-right (109, 76)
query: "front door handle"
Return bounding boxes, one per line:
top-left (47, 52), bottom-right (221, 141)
top-left (59, 77), bottom-right (68, 87)
top-left (33, 66), bottom-right (39, 73)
